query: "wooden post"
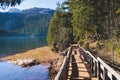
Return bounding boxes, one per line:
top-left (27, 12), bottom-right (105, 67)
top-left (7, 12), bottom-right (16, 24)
top-left (98, 61), bottom-right (101, 80)
top-left (86, 53), bottom-right (88, 62)
top-left (112, 75), bottom-right (116, 80)
top-left (91, 58), bottom-right (93, 72)
top-left (97, 57), bottom-right (120, 80)
top-left (88, 56), bottom-right (90, 67)
top-left (103, 67), bottom-right (108, 80)
top-left (65, 58), bottom-right (67, 80)
top-left (93, 61), bottom-right (97, 77)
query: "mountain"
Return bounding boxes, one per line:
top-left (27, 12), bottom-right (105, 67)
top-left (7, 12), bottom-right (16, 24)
top-left (8, 8), bottom-right (21, 13)
top-left (0, 8), bottom-right (54, 36)
top-left (22, 7), bottom-right (54, 15)
top-left (0, 13), bottom-right (24, 30)
top-left (8, 7), bottom-right (54, 15)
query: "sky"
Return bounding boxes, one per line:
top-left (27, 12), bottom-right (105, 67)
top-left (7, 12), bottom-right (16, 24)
top-left (0, 0), bottom-right (65, 12)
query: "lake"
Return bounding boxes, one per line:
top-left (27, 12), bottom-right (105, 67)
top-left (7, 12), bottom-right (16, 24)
top-left (0, 37), bottom-right (47, 54)
top-left (0, 37), bottom-right (49, 80)
top-left (0, 61), bottom-right (49, 80)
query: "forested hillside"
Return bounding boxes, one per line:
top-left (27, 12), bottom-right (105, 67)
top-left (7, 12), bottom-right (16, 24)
top-left (47, 0), bottom-right (120, 64)
top-left (0, 8), bottom-right (54, 36)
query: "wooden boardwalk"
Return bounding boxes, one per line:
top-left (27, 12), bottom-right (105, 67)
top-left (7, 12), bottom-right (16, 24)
top-left (54, 45), bottom-right (120, 80)
top-left (67, 47), bottom-right (98, 80)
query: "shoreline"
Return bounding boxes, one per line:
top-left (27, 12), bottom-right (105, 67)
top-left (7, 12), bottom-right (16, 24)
top-left (0, 46), bottom-right (63, 79)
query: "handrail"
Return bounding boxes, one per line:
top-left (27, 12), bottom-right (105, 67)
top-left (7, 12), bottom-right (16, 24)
top-left (86, 51), bottom-right (97, 62)
top-left (54, 57), bottom-right (67, 80)
top-left (55, 45), bottom-right (120, 80)
top-left (79, 46), bottom-right (97, 61)
top-left (97, 57), bottom-right (120, 80)
top-left (79, 45), bottom-right (120, 80)
top-left (66, 47), bottom-right (71, 58)
top-left (54, 47), bottom-right (72, 80)
top-left (79, 45), bottom-right (98, 77)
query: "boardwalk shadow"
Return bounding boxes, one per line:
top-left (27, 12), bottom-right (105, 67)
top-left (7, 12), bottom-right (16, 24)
top-left (67, 46), bottom-right (98, 80)
top-left (70, 54), bottom-right (79, 79)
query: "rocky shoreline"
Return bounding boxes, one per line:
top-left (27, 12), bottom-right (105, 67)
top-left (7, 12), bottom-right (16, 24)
top-left (6, 57), bottom-right (63, 79)
top-left (6, 57), bottom-right (63, 71)
top-left (7, 58), bottom-right (39, 67)
top-left (1, 46), bottom-right (63, 79)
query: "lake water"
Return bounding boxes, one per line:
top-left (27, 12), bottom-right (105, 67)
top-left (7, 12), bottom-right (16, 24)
top-left (0, 37), bottom-right (49, 80)
top-left (0, 61), bottom-right (49, 80)
top-left (0, 37), bottom-right (47, 54)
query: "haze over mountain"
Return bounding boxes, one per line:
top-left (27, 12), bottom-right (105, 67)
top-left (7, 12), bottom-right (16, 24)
top-left (0, 8), bottom-right (54, 37)
top-left (8, 8), bottom-right (22, 13)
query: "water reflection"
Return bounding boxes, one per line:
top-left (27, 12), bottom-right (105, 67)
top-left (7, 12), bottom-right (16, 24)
top-left (0, 37), bottom-right (47, 53)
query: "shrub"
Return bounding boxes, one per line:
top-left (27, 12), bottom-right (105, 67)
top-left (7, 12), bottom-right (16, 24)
top-left (96, 41), bottom-right (101, 49)
top-left (84, 42), bottom-right (90, 50)
top-left (78, 40), bottom-right (84, 46)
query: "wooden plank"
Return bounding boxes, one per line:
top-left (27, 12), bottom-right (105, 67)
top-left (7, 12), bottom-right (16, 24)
top-left (67, 47), bottom-right (98, 80)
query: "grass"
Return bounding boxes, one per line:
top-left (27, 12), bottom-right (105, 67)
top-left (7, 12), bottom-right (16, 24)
top-left (2, 46), bottom-right (62, 63)
top-left (88, 40), bottom-right (120, 64)
top-left (1, 46), bottom-right (64, 79)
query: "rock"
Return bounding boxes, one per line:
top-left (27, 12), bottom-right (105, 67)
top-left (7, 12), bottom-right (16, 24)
top-left (54, 59), bottom-right (62, 72)
top-left (0, 60), bottom-right (3, 62)
top-left (40, 62), bottom-right (51, 66)
top-left (7, 58), bottom-right (39, 67)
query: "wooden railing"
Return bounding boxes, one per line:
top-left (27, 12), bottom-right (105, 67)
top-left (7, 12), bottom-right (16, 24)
top-left (79, 46), bottom-right (98, 77)
top-left (97, 57), bottom-right (120, 80)
top-left (54, 47), bottom-right (72, 80)
top-left (55, 45), bottom-right (120, 80)
top-left (79, 46), bottom-right (120, 80)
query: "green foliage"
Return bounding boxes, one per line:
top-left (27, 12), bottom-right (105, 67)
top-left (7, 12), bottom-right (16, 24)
top-left (67, 0), bottom-right (120, 41)
top-left (47, 4), bottom-right (73, 52)
top-left (12, 14), bottom-right (51, 35)
top-left (96, 41), bottom-right (101, 50)
top-left (48, 0), bottom-right (120, 53)
top-left (114, 44), bottom-right (120, 54)
top-left (0, 11), bottom-right (53, 36)
top-left (83, 42), bottom-right (90, 51)
top-left (78, 39), bottom-right (84, 46)
top-left (0, 0), bottom-right (22, 9)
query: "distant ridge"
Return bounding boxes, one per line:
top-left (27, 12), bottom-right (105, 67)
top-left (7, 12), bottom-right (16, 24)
top-left (8, 8), bottom-right (21, 13)
top-left (0, 7), bottom-right (54, 36)
top-left (7, 7), bottom-right (54, 15)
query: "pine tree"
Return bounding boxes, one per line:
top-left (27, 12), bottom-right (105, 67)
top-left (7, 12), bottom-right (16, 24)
top-left (47, 2), bottom-right (73, 52)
